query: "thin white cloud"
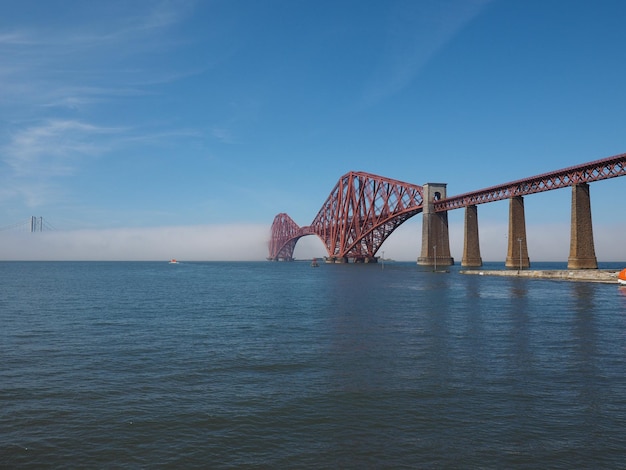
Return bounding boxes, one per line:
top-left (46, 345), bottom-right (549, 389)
top-left (0, 1), bottom-right (197, 113)
top-left (139, 0), bottom-right (196, 32)
top-left (211, 127), bottom-right (235, 144)
top-left (41, 85), bottom-right (153, 110)
top-left (1, 1), bottom-right (193, 50)
top-left (0, 2), bottom-right (204, 213)
top-left (0, 2), bottom-right (212, 216)
top-left (3, 120), bottom-right (119, 177)
top-left (0, 115), bottom-right (207, 210)
top-left (0, 32), bottom-right (35, 45)
top-left (362, 0), bottom-right (494, 106)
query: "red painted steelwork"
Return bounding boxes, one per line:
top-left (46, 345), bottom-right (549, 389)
top-left (434, 152), bottom-right (626, 212)
top-left (311, 172), bottom-right (424, 261)
top-left (268, 173), bottom-right (424, 261)
top-left (268, 213), bottom-right (314, 261)
top-left (269, 152), bottom-right (625, 261)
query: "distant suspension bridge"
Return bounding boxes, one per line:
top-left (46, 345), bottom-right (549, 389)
top-left (0, 216), bottom-right (56, 233)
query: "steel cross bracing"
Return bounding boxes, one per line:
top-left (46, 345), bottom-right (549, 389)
top-left (268, 213), bottom-right (314, 261)
top-left (434, 152), bottom-right (626, 212)
top-left (310, 172), bottom-right (424, 260)
top-left (268, 172), bottom-right (424, 261)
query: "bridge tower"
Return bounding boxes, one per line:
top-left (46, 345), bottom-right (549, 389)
top-left (417, 183), bottom-right (454, 267)
top-left (568, 183), bottom-right (597, 269)
top-left (30, 216), bottom-right (43, 232)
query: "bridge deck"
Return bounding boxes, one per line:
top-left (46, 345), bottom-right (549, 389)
top-left (434, 152), bottom-right (626, 211)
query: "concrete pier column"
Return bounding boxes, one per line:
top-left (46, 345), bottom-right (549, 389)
top-left (505, 196), bottom-right (530, 269)
top-left (568, 183), bottom-right (597, 269)
top-left (462, 205), bottom-right (482, 267)
top-left (417, 183), bottom-right (454, 267)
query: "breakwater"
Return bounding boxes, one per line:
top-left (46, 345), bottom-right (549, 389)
top-left (460, 269), bottom-right (621, 284)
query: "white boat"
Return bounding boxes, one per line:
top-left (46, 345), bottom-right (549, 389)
top-left (169, 259), bottom-right (179, 264)
top-left (311, 258), bottom-right (319, 267)
top-left (618, 268), bottom-right (626, 286)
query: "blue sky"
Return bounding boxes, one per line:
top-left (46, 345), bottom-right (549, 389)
top-left (1, 0), bottom-right (625, 261)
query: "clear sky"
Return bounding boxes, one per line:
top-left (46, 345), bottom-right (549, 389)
top-left (1, 0), bottom-right (625, 261)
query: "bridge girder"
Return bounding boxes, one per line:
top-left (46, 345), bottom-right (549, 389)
top-left (434, 152), bottom-right (626, 211)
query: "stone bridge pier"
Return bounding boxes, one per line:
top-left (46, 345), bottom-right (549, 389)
top-left (501, 186), bottom-right (598, 269)
top-left (568, 183), bottom-right (597, 269)
top-left (462, 205), bottom-right (482, 267)
top-left (505, 196), bottom-right (530, 269)
top-left (420, 183), bottom-right (598, 270)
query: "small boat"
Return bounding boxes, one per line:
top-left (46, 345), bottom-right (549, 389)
top-left (169, 259), bottom-right (179, 264)
top-left (618, 268), bottom-right (626, 286)
top-left (311, 258), bottom-right (319, 267)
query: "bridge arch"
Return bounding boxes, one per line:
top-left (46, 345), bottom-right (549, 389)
top-left (269, 172), bottom-right (424, 262)
top-left (267, 213), bottom-right (316, 261)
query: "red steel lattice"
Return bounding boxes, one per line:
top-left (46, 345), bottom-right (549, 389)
top-left (268, 172), bottom-right (424, 261)
top-left (269, 152), bottom-right (625, 261)
top-left (434, 152), bottom-right (626, 211)
top-left (268, 213), bottom-right (314, 261)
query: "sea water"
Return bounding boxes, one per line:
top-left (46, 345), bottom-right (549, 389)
top-left (1, 261), bottom-right (626, 468)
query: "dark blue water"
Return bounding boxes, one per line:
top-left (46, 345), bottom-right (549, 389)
top-left (2, 261), bottom-right (626, 468)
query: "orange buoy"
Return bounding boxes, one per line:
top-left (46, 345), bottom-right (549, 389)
top-left (618, 268), bottom-right (626, 285)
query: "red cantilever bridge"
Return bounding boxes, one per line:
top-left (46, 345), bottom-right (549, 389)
top-left (268, 152), bottom-right (626, 268)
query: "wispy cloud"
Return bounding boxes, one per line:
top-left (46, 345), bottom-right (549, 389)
top-left (41, 85), bottom-right (153, 110)
top-left (211, 127), bottom-right (235, 144)
top-left (1, 1), bottom-right (194, 49)
top-left (3, 120), bottom-right (120, 177)
top-left (0, 1), bottom-right (197, 112)
top-left (53, 1), bottom-right (195, 51)
top-left (362, 0), bottom-right (494, 106)
top-left (0, 32), bottom-right (36, 46)
top-left (138, 0), bottom-right (196, 32)
top-left (0, 1), bottom-right (203, 211)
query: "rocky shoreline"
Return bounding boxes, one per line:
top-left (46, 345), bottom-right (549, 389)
top-left (460, 269), bottom-right (622, 284)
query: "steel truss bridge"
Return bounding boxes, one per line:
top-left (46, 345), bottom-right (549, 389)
top-left (268, 152), bottom-right (626, 262)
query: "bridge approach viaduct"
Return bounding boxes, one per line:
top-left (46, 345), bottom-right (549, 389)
top-left (269, 152), bottom-right (626, 269)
